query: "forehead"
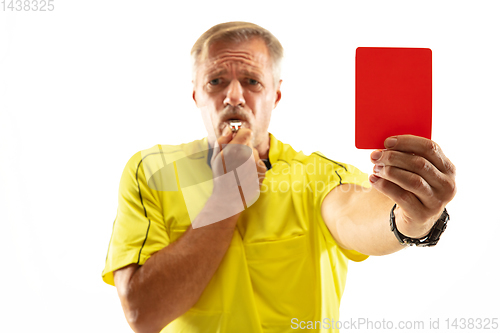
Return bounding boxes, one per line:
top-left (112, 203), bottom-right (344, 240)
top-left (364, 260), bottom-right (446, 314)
top-left (199, 38), bottom-right (272, 76)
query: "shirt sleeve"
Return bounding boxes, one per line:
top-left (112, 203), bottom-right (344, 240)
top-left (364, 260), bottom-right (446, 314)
top-left (313, 153), bottom-right (371, 262)
top-left (102, 151), bottom-right (169, 286)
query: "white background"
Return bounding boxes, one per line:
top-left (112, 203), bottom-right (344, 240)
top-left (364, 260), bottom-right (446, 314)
top-left (1, 1), bottom-right (499, 332)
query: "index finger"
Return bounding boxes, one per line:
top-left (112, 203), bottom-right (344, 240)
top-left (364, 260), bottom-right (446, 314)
top-left (383, 135), bottom-right (456, 176)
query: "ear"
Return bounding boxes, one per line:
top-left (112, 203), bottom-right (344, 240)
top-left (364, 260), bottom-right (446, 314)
top-left (273, 79), bottom-right (282, 109)
top-left (192, 80), bottom-right (198, 106)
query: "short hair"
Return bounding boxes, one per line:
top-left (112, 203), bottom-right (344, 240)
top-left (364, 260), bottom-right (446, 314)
top-left (191, 21), bottom-right (284, 87)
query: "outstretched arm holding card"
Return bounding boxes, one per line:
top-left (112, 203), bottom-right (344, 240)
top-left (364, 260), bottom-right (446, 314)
top-left (321, 135), bottom-right (457, 256)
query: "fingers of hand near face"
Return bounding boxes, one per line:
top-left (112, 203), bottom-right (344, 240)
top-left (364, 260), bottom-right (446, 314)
top-left (229, 128), bottom-right (253, 146)
top-left (212, 129), bottom-right (256, 177)
top-left (212, 128), bottom-right (251, 163)
top-left (211, 129), bottom-right (264, 201)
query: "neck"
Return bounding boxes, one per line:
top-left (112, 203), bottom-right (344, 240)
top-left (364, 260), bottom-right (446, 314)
top-left (255, 133), bottom-right (270, 160)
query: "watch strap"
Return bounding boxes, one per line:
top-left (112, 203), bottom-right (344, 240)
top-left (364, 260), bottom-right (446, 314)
top-left (390, 204), bottom-right (449, 247)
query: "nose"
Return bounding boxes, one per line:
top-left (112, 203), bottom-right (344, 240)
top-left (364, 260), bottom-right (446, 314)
top-left (223, 79), bottom-right (245, 107)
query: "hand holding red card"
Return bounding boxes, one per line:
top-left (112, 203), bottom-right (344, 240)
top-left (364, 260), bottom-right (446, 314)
top-left (355, 47), bottom-right (432, 149)
top-left (357, 47), bottom-right (456, 238)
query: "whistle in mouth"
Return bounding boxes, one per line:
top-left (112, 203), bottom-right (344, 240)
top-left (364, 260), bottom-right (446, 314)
top-left (229, 120), bottom-right (242, 132)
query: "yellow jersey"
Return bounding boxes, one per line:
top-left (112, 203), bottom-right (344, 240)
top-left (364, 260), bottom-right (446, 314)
top-left (102, 133), bottom-right (370, 332)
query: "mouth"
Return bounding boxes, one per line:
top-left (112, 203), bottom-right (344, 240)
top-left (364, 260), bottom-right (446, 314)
top-left (220, 118), bottom-right (249, 133)
top-left (218, 105), bottom-right (252, 134)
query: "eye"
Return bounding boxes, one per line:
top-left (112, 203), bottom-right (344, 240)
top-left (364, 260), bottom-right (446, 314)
top-left (209, 78), bottom-right (221, 86)
top-left (248, 79), bottom-right (259, 85)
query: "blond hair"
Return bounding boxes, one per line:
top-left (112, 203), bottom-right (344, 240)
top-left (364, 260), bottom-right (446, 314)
top-left (191, 21), bottom-right (284, 86)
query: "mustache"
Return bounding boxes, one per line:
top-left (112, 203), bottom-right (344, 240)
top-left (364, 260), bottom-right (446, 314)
top-left (219, 105), bottom-right (251, 123)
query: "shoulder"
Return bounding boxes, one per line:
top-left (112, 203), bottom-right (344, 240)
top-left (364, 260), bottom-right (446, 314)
top-left (269, 134), bottom-right (353, 174)
top-left (123, 138), bottom-right (209, 169)
top-left (118, 138), bottom-right (208, 186)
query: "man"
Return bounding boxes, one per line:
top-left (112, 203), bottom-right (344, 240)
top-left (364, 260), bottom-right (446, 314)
top-left (102, 22), bottom-right (456, 333)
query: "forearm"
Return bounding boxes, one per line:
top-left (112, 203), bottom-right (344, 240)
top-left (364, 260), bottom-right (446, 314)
top-left (324, 184), bottom-right (436, 256)
top-left (123, 197), bottom-right (239, 333)
top-left (332, 187), bottom-right (406, 256)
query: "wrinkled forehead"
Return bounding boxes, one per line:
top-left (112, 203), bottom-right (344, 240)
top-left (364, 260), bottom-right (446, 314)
top-left (199, 39), bottom-right (273, 76)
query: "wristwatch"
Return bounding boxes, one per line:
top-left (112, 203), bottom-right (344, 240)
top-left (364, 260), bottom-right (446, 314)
top-left (390, 204), bottom-right (449, 247)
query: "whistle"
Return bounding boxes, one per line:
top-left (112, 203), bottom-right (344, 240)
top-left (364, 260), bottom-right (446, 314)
top-left (229, 120), bottom-right (242, 133)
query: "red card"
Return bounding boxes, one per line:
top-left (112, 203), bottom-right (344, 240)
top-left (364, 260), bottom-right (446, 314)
top-left (355, 47), bottom-right (432, 149)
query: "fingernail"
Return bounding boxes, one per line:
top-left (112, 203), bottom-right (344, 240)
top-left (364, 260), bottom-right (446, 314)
top-left (369, 174), bottom-right (380, 183)
top-left (385, 137), bottom-right (397, 148)
top-left (223, 127), bottom-right (231, 136)
top-left (373, 165), bottom-right (383, 174)
top-left (371, 150), bottom-right (382, 161)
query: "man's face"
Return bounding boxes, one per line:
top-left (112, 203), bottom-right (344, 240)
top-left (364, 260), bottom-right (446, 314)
top-left (192, 37), bottom-right (281, 148)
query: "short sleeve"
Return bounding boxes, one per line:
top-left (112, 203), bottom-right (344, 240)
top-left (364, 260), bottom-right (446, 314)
top-left (102, 151), bottom-right (169, 286)
top-left (313, 153), bottom-right (371, 262)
